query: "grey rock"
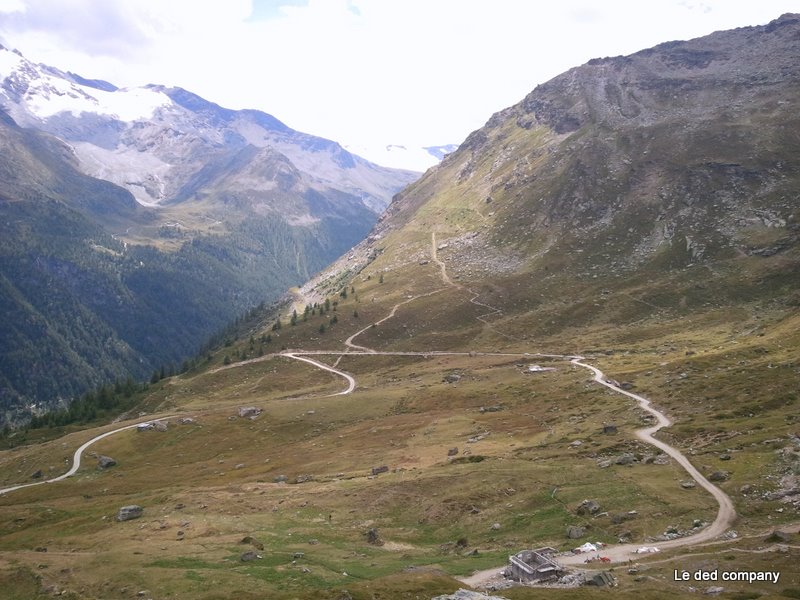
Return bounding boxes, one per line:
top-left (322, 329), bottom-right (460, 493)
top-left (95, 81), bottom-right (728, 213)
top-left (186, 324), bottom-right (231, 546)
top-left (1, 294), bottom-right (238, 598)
top-left (116, 505), bottom-right (143, 521)
top-left (566, 525), bottom-right (586, 539)
top-left (765, 530), bottom-right (790, 542)
top-left (371, 465), bottom-right (389, 476)
top-left (576, 499), bottom-right (601, 515)
top-left (238, 406), bottom-right (262, 419)
top-left (602, 424), bottom-right (618, 434)
top-left (616, 453), bottom-right (636, 465)
top-left (240, 551), bottom-right (261, 562)
top-left (97, 455), bottom-right (117, 469)
top-left (448, 447), bottom-right (459, 456)
top-left (704, 586), bottom-right (724, 595)
top-left (611, 512), bottom-right (636, 524)
top-left (708, 471), bottom-right (730, 482)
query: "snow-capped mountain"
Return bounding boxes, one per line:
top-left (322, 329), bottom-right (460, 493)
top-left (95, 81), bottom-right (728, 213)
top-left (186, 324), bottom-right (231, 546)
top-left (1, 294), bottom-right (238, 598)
top-left (0, 44), bottom-right (418, 213)
top-left (0, 44), bottom-right (424, 417)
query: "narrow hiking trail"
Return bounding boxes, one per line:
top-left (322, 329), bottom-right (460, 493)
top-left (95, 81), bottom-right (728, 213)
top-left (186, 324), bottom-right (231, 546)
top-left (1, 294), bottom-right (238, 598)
top-left (432, 232), bottom-right (513, 339)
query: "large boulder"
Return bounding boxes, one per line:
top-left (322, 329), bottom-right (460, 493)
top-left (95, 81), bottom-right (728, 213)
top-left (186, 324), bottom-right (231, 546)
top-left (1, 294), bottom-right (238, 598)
top-left (97, 456), bottom-right (117, 469)
top-left (240, 551), bottom-right (261, 562)
top-left (238, 407), bottom-right (262, 419)
top-left (116, 505), bottom-right (143, 521)
top-left (576, 499), bottom-right (601, 515)
top-left (566, 525), bottom-right (586, 539)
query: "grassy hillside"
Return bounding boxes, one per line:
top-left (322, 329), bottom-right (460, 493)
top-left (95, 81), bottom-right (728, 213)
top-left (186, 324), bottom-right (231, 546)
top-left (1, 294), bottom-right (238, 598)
top-left (1, 14), bottom-right (799, 600)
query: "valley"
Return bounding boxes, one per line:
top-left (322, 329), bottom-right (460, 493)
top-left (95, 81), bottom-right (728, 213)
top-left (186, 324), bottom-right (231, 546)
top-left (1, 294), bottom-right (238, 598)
top-left (0, 229), bottom-right (796, 599)
top-left (1, 12), bottom-right (800, 600)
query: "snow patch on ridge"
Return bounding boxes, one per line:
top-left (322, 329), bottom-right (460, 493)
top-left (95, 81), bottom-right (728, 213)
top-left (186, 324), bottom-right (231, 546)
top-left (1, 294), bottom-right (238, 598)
top-left (26, 80), bottom-right (172, 121)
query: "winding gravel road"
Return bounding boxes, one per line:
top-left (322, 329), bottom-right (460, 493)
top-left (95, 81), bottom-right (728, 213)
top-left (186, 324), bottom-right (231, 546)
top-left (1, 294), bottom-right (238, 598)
top-left (0, 418), bottom-right (172, 497)
top-left (1, 229), bottom-right (737, 583)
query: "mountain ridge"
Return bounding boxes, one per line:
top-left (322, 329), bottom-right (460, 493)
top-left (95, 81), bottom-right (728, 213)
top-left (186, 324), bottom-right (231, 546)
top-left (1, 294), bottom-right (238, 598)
top-left (0, 47), bottom-right (420, 423)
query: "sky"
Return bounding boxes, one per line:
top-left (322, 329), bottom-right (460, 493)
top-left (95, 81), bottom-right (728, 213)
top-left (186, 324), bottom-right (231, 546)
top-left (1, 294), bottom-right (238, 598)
top-left (0, 0), bottom-right (797, 169)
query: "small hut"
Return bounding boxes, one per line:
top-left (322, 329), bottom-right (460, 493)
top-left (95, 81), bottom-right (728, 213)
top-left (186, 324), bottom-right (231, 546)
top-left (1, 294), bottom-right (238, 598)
top-left (506, 547), bottom-right (566, 583)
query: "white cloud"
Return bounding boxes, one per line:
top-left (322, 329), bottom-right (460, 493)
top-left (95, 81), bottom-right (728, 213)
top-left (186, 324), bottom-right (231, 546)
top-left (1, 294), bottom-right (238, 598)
top-left (1, 0), bottom-right (798, 168)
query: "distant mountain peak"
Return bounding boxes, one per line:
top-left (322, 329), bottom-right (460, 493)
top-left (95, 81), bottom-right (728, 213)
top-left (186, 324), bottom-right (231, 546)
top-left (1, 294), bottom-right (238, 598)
top-left (0, 45), bottom-right (416, 211)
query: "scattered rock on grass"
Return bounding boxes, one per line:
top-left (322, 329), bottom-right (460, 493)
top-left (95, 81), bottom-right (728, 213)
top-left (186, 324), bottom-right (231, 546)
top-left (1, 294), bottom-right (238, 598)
top-left (576, 499), bottom-right (601, 515)
top-left (566, 526), bottom-right (586, 539)
top-left (116, 505), bottom-right (143, 522)
top-left (365, 528), bottom-right (383, 546)
top-left (97, 456), bottom-right (117, 469)
top-left (240, 551), bottom-right (261, 562)
top-left (238, 407), bottom-right (262, 419)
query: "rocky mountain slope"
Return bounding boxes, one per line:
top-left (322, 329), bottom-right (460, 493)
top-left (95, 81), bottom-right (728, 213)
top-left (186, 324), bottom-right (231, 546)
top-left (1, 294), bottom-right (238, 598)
top-left (0, 46), bottom-right (419, 423)
top-left (316, 13), bottom-right (800, 326)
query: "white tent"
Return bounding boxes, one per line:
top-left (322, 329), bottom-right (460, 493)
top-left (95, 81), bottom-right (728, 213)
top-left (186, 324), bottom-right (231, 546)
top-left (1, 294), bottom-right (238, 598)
top-left (575, 542), bottom-right (597, 553)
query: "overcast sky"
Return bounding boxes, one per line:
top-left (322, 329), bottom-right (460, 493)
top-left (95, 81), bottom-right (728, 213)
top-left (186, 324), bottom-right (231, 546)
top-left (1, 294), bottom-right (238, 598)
top-left (0, 0), bottom-right (797, 168)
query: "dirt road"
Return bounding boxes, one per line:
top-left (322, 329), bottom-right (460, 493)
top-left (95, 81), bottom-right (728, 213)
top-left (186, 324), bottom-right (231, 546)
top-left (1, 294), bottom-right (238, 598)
top-left (0, 417), bottom-right (175, 496)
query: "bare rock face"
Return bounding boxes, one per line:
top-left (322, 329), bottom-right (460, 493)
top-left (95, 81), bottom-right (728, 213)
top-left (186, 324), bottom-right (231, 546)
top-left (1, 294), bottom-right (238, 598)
top-left (116, 505), bottom-right (143, 521)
